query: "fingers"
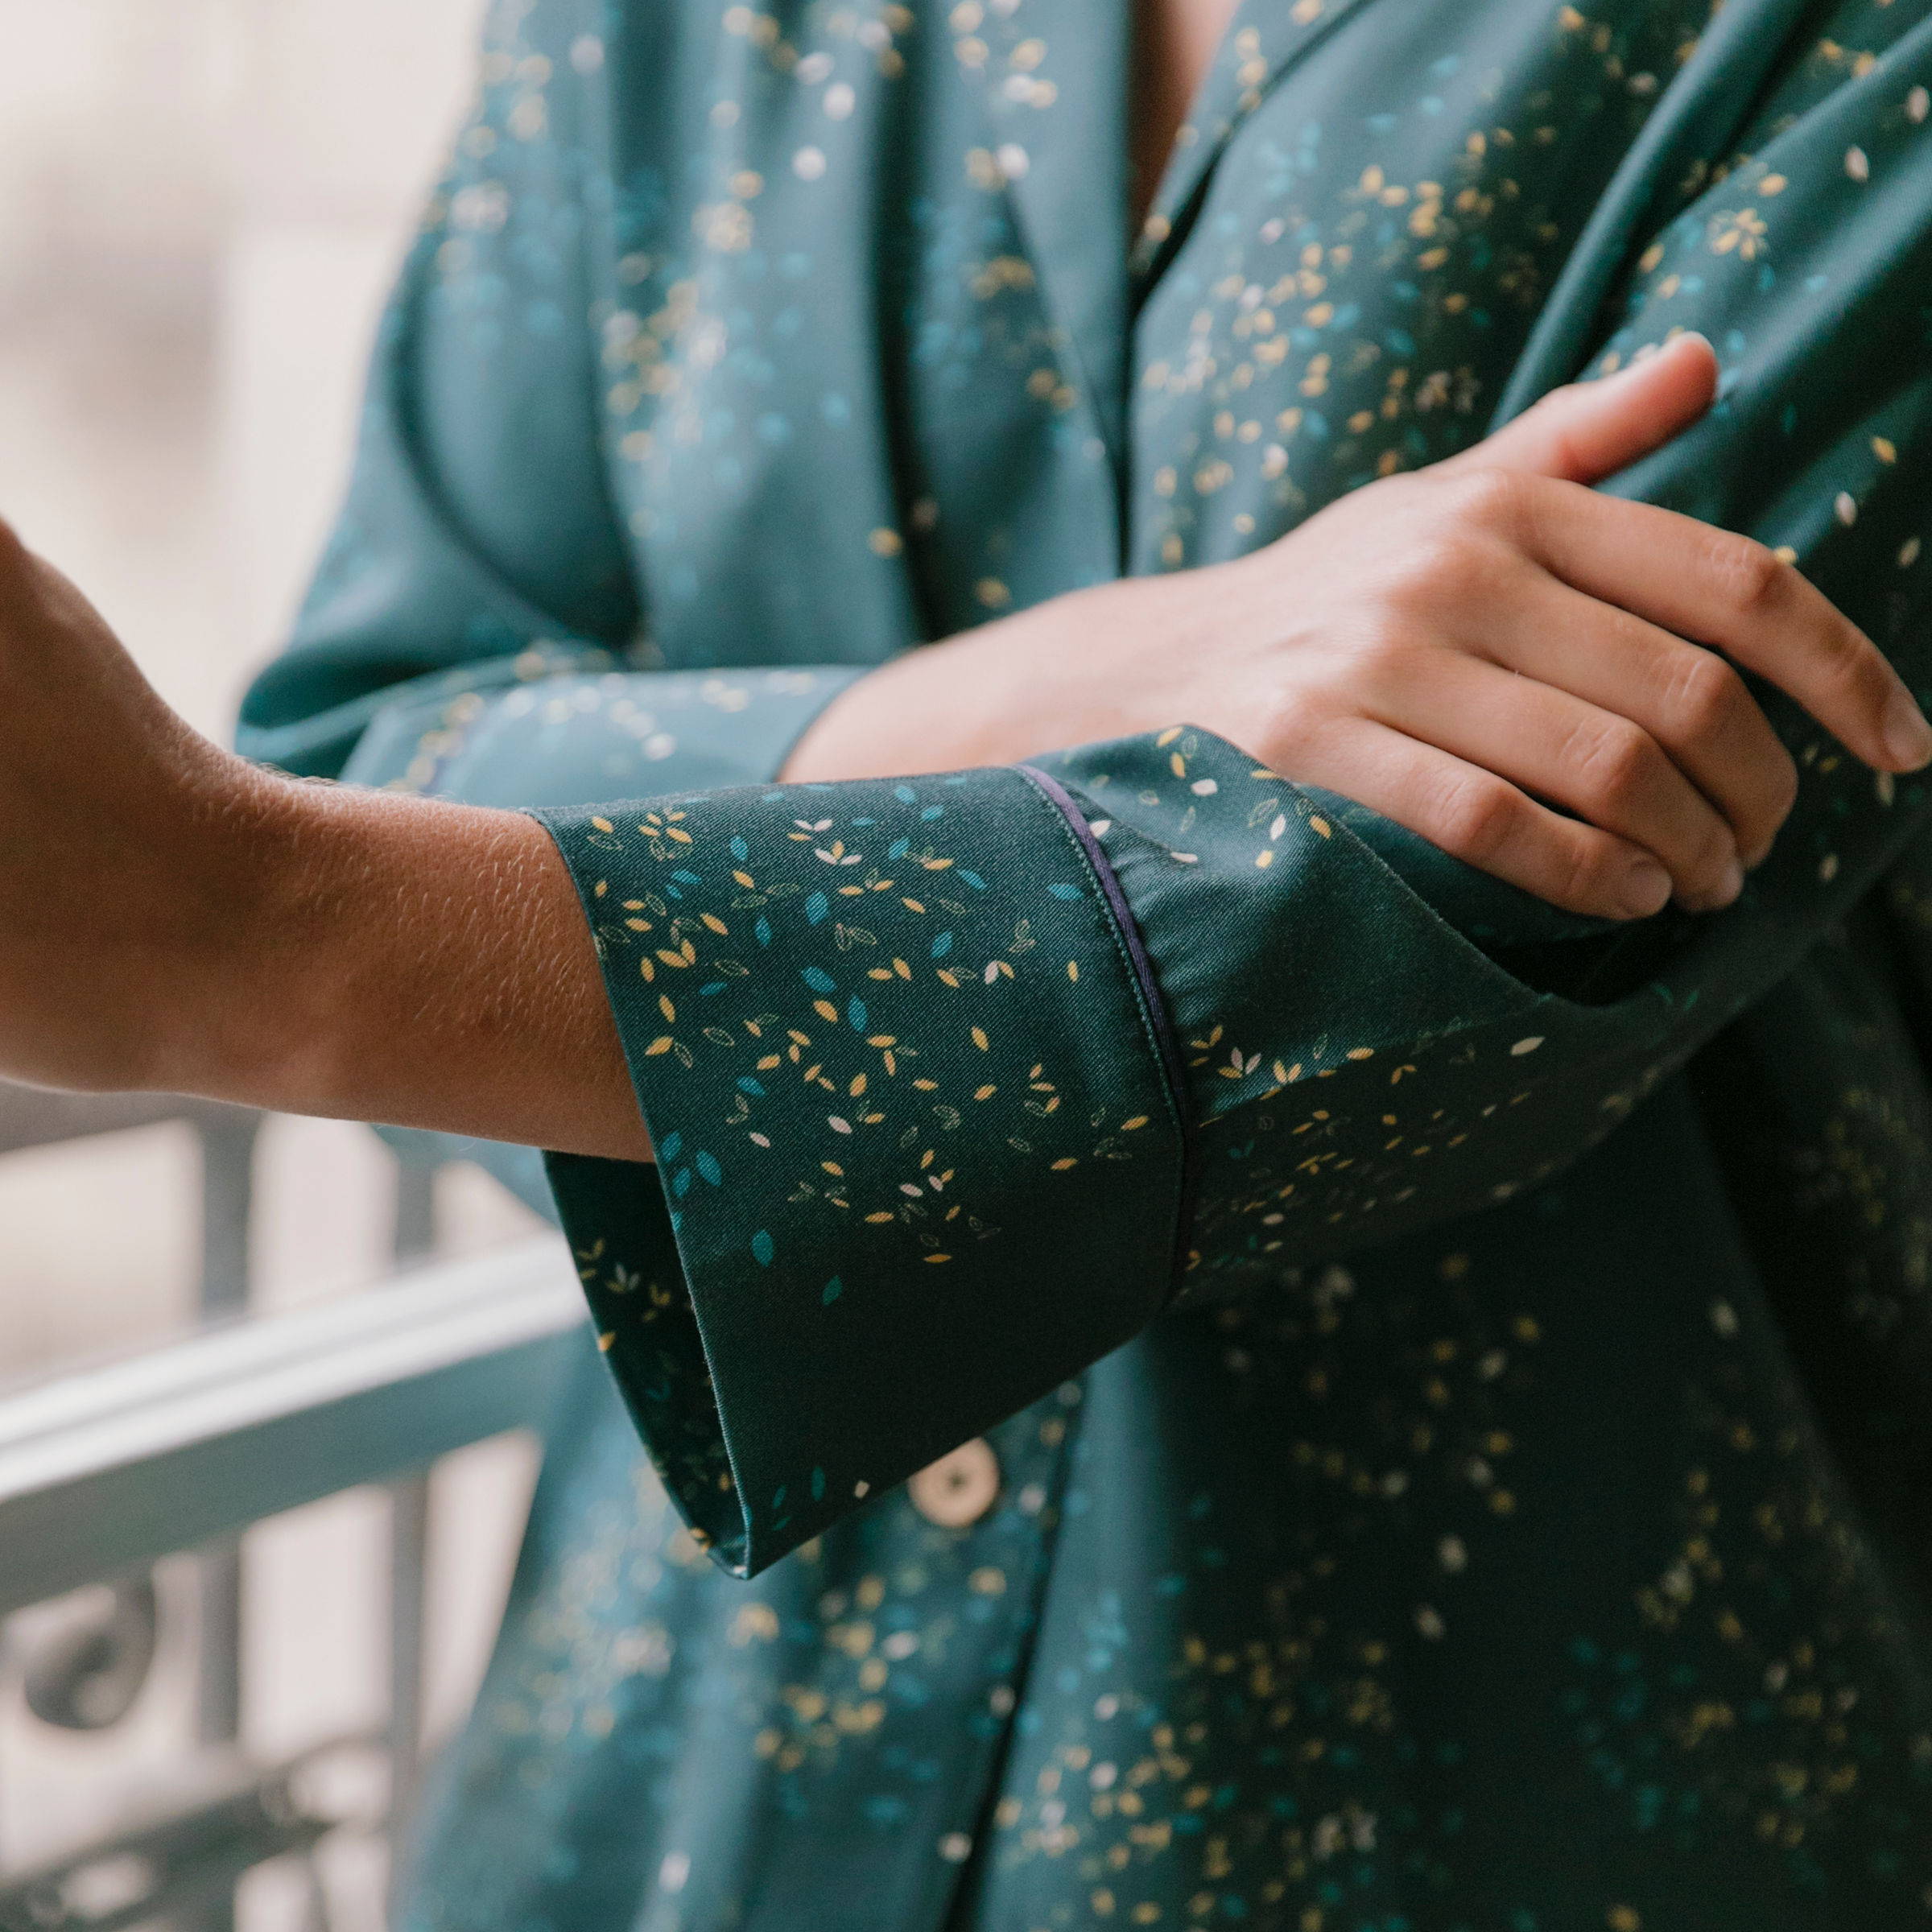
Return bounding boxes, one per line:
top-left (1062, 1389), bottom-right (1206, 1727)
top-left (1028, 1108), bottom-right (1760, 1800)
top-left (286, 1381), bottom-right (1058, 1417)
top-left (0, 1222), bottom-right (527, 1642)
top-left (1360, 651), bottom-right (1744, 911)
top-left (1440, 332), bottom-right (1718, 485)
top-left (1516, 483), bottom-right (1932, 775)
top-left (1290, 717), bottom-right (1674, 920)
top-left (1481, 573), bottom-right (1799, 869)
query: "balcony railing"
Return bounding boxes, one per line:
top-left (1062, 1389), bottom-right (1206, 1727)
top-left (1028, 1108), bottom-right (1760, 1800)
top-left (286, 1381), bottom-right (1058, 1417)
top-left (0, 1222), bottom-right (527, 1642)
top-left (0, 1086), bottom-right (583, 1930)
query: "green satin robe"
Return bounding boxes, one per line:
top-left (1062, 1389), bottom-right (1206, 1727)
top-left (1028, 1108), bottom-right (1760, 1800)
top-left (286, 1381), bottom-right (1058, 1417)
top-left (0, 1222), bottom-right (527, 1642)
top-left (239, 0), bottom-right (1932, 1922)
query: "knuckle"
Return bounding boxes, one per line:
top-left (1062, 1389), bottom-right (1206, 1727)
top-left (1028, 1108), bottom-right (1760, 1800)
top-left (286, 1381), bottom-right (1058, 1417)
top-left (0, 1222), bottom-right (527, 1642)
top-left (1442, 464), bottom-right (1534, 539)
top-left (1555, 838), bottom-right (1615, 914)
top-left (1570, 717), bottom-right (1660, 809)
top-left (1692, 815), bottom-right (1738, 880)
top-left (1379, 535), bottom-right (1502, 614)
top-left (1706, 532), bottom-right (1785, 617)
top-left (1430, 770), bottom-right (1521, 865)
top-left (1339, 631), bottom-right (1414, 694)
top-left (1439, 539), bottom-right (1510, 605)
top-left (1666, 651), bottom-right (1748, 743)
top-left (1257, 691), bottom-right (1323, 763)
top-left (1819, 626), bottom-right (1877, 700)
top-left (1298, 639), bottom-right (1380, 705)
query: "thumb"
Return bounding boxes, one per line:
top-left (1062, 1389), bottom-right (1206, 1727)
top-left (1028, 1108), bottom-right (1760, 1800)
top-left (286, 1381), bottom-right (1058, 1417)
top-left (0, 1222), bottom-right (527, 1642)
top-left (1440, 331), bottom-right (1719, 485)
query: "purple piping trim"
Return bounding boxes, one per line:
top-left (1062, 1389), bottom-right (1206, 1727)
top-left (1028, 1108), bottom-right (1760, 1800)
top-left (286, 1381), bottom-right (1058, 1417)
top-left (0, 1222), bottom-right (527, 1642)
top-left (1018, 764), bottom-right (1198, 1308)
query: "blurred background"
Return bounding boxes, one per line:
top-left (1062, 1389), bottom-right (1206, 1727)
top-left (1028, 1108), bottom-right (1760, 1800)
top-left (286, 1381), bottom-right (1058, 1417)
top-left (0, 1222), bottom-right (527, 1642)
top-left (0, 4), bottom-right (572, 1926)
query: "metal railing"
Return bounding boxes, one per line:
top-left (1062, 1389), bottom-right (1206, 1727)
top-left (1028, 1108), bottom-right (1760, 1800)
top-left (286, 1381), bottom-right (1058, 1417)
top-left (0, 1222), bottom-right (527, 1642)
top-left (0, 1086), bottom-right (583, 1930)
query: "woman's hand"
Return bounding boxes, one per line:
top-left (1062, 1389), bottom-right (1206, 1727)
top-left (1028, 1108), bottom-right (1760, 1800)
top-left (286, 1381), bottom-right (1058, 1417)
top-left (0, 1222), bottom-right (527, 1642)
top-left (786, 333), bottom-right (1932, 920)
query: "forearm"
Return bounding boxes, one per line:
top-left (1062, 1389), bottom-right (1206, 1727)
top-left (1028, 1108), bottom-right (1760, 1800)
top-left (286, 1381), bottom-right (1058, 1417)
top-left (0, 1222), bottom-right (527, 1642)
top-left (230, 621), bottom-right (1063, 1153)
top-left (176, 597), bottom-right (1076, 1157)
top-left (225, 619), bottom-right (1091, 1154)
top-left (169, 773), bottom-right (647, 1161)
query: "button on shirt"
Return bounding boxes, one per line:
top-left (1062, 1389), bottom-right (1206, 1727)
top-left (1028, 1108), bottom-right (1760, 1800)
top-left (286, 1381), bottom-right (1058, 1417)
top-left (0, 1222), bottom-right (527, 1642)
top-left (908, 1440), bottom-right (1001, 1529)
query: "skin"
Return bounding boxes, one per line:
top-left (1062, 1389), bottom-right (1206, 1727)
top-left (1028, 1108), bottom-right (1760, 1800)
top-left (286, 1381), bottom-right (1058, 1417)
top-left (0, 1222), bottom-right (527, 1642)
top-left (0, 2), bottom-right (1926, 1165)
top-left (1131, 0), bottom-right (1242, 228)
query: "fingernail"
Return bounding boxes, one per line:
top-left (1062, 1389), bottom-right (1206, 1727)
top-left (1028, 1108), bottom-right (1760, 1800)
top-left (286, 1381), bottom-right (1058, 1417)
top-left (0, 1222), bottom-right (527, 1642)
top-left (1883, 688), bottom-right (1932, 770)
top-left (1619, 857), bottom-right (1672, 917)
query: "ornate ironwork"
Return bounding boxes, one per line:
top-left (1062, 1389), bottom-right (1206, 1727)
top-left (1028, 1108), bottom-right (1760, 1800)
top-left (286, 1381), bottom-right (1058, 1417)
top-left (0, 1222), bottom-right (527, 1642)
top-left (0, 1084), bottom-right (579, 1929)
top-left (20, 1579), bottom-right (159, 1734)
top-left (0, 1737), bottom-right (379, 1932)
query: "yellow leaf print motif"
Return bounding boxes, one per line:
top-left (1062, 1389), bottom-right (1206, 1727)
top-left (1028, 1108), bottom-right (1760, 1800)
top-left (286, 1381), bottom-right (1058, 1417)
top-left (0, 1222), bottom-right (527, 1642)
top-left (1708, 205), bottom-right (1770, 258)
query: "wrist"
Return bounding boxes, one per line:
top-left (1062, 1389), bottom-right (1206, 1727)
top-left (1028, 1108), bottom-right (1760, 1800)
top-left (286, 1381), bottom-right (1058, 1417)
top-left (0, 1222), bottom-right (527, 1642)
top-left (778, 644), bottom-right (981, 781)
top-left (781, 588), bottom-right (1115, 781)
top-left (144, 760), bottom-right (363, 1108)
top-left (167, 769), bottom-right (646, 1157)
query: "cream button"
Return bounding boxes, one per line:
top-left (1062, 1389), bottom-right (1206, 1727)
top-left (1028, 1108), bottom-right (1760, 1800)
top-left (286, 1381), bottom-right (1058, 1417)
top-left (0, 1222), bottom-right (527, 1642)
top-left (908, 1438), bottom-right (1001, 1527)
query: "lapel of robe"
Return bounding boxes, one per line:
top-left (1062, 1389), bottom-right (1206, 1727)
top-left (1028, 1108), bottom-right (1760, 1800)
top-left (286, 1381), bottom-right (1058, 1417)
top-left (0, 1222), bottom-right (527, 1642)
top-left (971, 0), bottom-right (1393, 562)
top-left (1492, 0), bottom-right (1818, 422)
top-left (1130, 0), bottom-right (1386, 288)
top-left (972, 0), bottom-right (1135, 504)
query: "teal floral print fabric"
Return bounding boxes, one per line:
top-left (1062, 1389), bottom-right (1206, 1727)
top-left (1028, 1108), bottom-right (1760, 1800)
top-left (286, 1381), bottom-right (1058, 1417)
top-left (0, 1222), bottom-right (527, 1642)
top-left (237, 0), bottom-right (1932, 1923)
top-left (535, 766), bottom-right (1187, 1574)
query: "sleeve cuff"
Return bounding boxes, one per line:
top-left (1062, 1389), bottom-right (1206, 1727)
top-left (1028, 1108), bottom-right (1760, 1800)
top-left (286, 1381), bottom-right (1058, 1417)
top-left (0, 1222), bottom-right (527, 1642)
top-left (532, 765), bottom-right (1187, 1575)
top-left (1027, 728), bottom-right (1706, 1300)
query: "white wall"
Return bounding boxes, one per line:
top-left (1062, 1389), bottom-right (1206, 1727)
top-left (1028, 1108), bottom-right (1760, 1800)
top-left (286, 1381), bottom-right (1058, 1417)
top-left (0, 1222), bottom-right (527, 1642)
top-left (0, 0), bottom-right (485, 733)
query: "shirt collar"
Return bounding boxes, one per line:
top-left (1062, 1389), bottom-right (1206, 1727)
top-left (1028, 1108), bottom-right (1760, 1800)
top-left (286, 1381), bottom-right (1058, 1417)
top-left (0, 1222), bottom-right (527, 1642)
top-left (974, 0), bottom-right (1386, 532)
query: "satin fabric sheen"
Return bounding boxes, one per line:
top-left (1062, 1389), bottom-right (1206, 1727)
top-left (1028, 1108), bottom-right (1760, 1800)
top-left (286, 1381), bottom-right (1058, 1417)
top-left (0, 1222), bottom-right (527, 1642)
top-left (239, 0), bottom-right (1932, 1922)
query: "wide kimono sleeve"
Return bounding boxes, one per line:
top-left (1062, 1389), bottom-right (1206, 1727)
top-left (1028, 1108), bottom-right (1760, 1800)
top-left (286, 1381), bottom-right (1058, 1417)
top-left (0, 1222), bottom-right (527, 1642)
top-left (234, 2), bottom-right (867, 798)
top-left (534, 22), bottom-right (1932, 1576)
